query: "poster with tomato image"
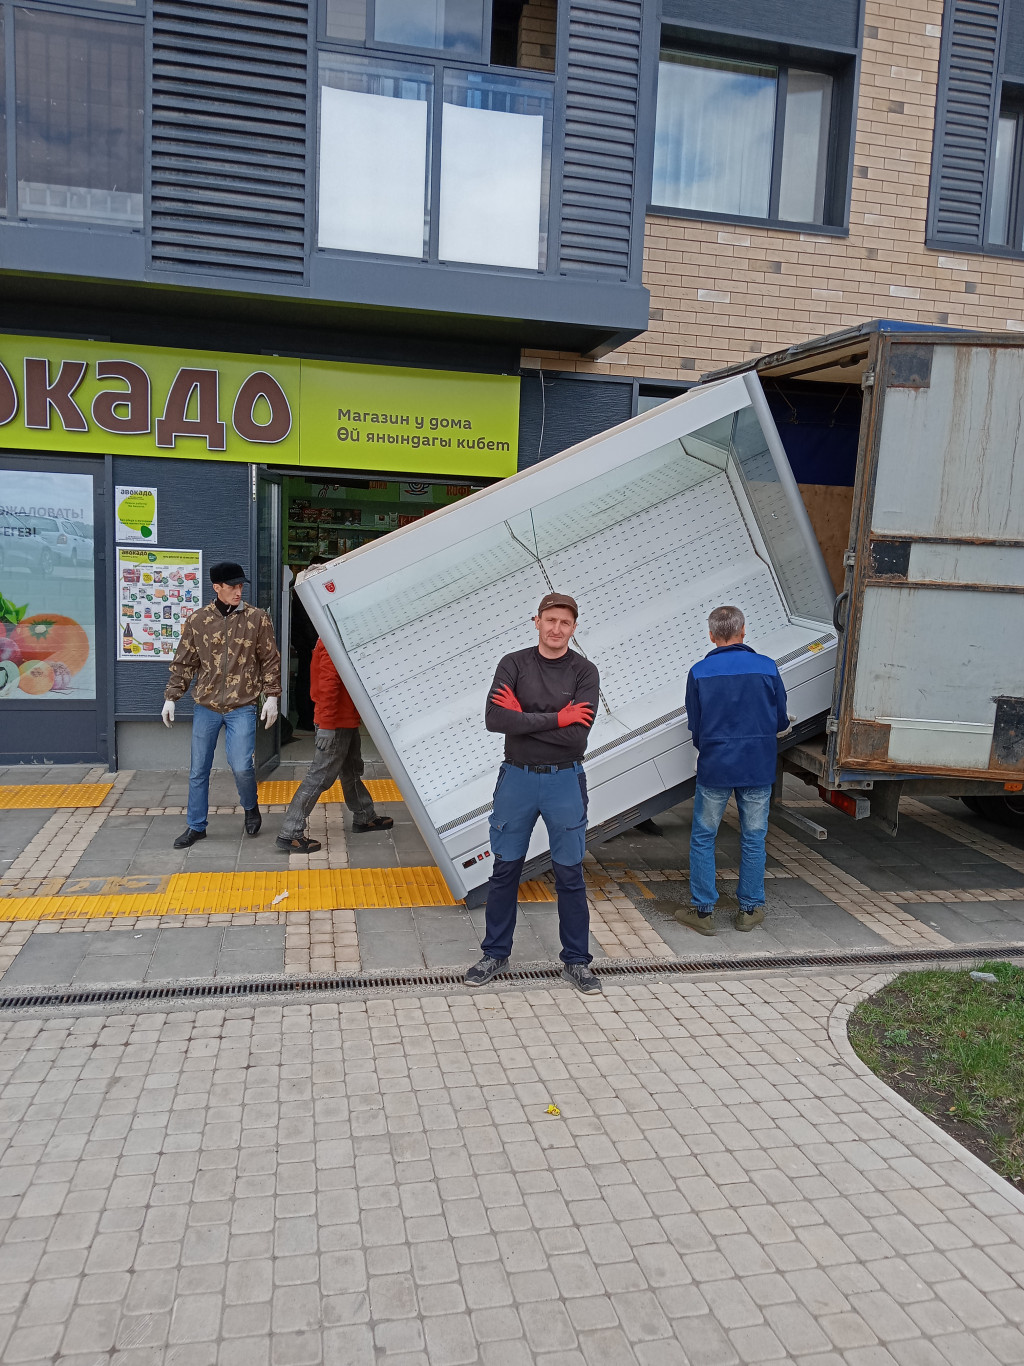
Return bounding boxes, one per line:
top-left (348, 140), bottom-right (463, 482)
top-left (118, 548), bottom-right (202, 661)
top-left (0, 470), bottom-right (96, 702)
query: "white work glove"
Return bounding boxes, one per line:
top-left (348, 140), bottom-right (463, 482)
top-left (260, 696), bottom-right (279, 730)
top-left (161, 699), bottom-right (175, 728)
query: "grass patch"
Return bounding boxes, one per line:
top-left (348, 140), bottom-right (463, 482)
top-left (849, 961), bottom-right (1024, 1184)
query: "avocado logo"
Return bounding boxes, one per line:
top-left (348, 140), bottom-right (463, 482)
top-left (117, 490), bottom-right (155, 540)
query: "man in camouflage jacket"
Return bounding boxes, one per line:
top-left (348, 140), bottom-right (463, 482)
top-left (162, 560), bottom-right (281, 848)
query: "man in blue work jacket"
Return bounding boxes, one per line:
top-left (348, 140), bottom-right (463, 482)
top-left (464, 592), bottom-right (601, 993)
top-left (675, 605), bottom-right (789, 935)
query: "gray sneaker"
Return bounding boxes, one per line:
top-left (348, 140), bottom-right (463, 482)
top-left (562, 962), bottom-right (603, 994)
top-left (735, 906), bottom-right (765, 932)
top-left (465, 955), bottom-right (508, 987)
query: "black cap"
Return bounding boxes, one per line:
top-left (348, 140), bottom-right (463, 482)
top-left (209, 560), bottom-right (249, 586)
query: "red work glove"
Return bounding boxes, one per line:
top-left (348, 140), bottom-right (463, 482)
top-left (558, 701), bottom-right (594, 728)
top-left (491, 684), bottom-right (522, 712)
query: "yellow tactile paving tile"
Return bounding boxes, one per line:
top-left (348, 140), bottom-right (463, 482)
top-left (0, 868), bottom-right (555, 920)
top-left (0, 783), bottom-right (114, 809)
top-left (257, 778), bottom-right (405, 805)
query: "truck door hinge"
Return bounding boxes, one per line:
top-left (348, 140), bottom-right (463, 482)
top-left (843, 550), bottom-right (856, 568)
top-left (861, 367), bottom-right (875, 389)
top-left (826, 716), bottom-right (840, 734)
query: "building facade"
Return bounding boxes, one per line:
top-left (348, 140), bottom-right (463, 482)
top-left (1, 0), bottom-right (1023, 768)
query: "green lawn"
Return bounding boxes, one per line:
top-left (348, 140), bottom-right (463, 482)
top-left (848, 961), bottom-right (1024, 1183)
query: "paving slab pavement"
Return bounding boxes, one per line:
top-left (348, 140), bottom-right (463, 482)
top-left (0, 971), bottom-right (1021, 1364)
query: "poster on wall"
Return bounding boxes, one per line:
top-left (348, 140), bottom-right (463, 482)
top-left (0, 469), bottom-right (97, 702)
top-left (118, 549), bottom-right (202, 661)
top-left (115, 486), bottom-right (158, 543)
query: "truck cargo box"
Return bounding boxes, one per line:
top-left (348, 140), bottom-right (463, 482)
top-left (705, 325), bottom-right (1024, 794)
top-left (297, 372), bottom-right (836, 902)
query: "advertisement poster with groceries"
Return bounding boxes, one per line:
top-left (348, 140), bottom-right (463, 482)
top-left (118, 549), bottom-right (202, 661)
top-left (0, 470), bottom-right (97, 702)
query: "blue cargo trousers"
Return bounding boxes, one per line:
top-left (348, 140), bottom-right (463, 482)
top-left (480, 761), bottom-right (592, 965)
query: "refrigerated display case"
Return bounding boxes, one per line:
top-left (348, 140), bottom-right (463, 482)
top-left (296, 372), bottom-right (837, 901)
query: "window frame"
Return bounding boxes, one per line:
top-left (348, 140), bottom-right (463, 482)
top-left (314, 31), bottom-right (557, 275)
top-left (649, 33), bottom-right (855, 236)
top-left (984, 86), bottom-right (1024, 255)
top-left (319, 0), bottom-right (496, 65)
top-left (0, 0), bottom-right (145, 228)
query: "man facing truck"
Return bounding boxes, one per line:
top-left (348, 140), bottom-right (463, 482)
top-left (670, 605), bottom-right (789, 935)
top-left (465, 592), bottom-right (602, 993)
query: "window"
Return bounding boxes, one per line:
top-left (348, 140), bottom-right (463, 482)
top-left (987, 95), bottom-right (1024, 250)
top-left (318, 54), bottom-right (433, 257)
top-left (652, 50), bottom-right (836, 227)
top-left (439, 69), bottom-right (550, 269)
top-left (317, 53), bottom-right (551, 267)
top-left (323, 0), bottom-right (556, 72)
top-left (13, 8), bottom-right (143, 227)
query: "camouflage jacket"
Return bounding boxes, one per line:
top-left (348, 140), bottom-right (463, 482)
top-left (165, 600), bottom-right (281, 713)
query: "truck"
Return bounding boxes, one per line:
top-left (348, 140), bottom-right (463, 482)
top-left (296, 322), bottom-right (1024, 903)
top-left (703, 322), bottom-right (1024, 835)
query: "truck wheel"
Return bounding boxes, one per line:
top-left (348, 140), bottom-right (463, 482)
top-left (961, 795), bottom-right (1024, 830)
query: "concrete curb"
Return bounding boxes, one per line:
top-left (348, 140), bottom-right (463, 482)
top-left (828, 972), bottom-right (1024, 1216)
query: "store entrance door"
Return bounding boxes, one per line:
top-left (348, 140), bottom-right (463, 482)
top-left (0, 453), bottom-right (109, 764)
top-left (279, 472), bottom-right (486, 732)
top-left (252, 468), bottom-right (283, 775)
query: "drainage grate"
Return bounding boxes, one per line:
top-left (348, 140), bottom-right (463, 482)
top-left (0, 943), bottom-right (1020, 1012)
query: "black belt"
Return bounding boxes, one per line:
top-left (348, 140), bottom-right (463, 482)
top-left (506, 760), bottom-right (580, 774)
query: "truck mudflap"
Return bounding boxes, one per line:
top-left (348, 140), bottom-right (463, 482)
top-left (297, 372), bottom-right (837, 902)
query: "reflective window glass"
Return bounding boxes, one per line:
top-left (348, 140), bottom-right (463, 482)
top-left (653, 53), bottom-right (776, 219)
top-left (439, 68), bottom-right (551, 270)
top-left (15, 9), bottom-right (143, 227)
top-left (778, 69), bottom-right (833, 224)
top-left (318, 54), bottom-right (432, 257)
top-left (988, 113), bottom-right (1017, 248)
top-left (373, 0), bottom-right (486, 57)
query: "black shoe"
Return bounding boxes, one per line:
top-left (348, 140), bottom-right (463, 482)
top-left (562, 962), bottom-right (603, 994)
top-left (173, 827), bottom-right (206, 849)
top-left (634, 818), bottom-right (664, 836)
top-left (352, 814), bottom-right (394, 833)
top-left (465, 955), bottom-right (508, 987)
top-left (275, 835), bottom-right (322, 853)
top-left (244, 806), bottom-right (262, 837)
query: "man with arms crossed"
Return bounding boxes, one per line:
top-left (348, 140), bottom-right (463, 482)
top-left (672, 605), bottom-right (788, 935)
top-left (465, 592), bottom-right (601, 993)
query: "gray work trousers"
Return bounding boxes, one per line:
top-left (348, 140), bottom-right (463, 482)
top-left (280, 727), bottom-right (376, 838)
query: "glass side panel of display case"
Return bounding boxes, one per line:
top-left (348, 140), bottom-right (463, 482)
top-left (324, 406), bottom-right (830, 824)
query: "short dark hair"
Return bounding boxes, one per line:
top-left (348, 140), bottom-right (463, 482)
top-left (708, 605), bottom-right (745, 641)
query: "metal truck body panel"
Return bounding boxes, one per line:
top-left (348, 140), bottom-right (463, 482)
top-left (704, 325), bottom-right (1024, 787)
top-left (297, 371), bottom-right (836, 900)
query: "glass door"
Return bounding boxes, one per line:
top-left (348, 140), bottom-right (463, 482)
top-left (252, 469), bottom-right (283, 774)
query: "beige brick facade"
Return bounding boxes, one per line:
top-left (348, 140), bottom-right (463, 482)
top-left (524, 0), bottom-right (1024, 380)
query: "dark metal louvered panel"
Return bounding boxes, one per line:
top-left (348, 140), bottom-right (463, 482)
top-left (927, 0), bottom-right (1006, 247)
top-left (150, 0), bottom-right (309, 281)
top-left (558, 0), bottom-right (643, 277)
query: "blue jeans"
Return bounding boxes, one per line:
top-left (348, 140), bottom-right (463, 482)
top-left (187, 703), bottom-right (258, 832)
top-left (481, 762), bottom-right (591, 965)
top-left (689, 783), bottom-right (771, 912)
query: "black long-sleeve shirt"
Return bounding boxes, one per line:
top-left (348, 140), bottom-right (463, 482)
top-left (485, 646), bottom-right (600, 765)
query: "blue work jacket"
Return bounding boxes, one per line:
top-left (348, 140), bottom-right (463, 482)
top-left (684, 643), bottom-right (789, 789)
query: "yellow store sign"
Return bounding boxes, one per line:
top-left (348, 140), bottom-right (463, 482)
top-left (0, 335), bottom-right (520, 478)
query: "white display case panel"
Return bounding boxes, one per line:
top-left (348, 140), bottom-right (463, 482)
top-left (297, 372), bottom-right (837, 901)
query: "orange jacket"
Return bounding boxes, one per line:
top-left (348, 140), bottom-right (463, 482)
top-left (310, 639), bottom-right (360, 729)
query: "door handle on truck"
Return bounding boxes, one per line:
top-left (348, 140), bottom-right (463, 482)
top-left (833, 590), bottom-right (849, 633)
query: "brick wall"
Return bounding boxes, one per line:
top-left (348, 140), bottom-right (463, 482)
top-left (518, 0), bottom-right (556, 72)
top-left (525, 0), bottom-right (1024, 379)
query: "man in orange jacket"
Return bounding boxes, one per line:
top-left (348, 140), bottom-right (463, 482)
top-left (276, 638), bottom-right (393, 852)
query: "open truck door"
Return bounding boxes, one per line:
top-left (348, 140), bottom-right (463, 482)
top-left (829, 333), bottom-right (1024, 796)
top-left (296, 373), bottom-right (837, 903)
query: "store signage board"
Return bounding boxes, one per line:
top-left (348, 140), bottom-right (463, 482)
top-left (117, 549), bottom-right (203, 661)
top-left (0, 335), bottom-right (520, 478)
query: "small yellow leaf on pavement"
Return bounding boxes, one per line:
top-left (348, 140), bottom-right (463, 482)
top-left (546, 1104), bottom-right (560, 1117)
